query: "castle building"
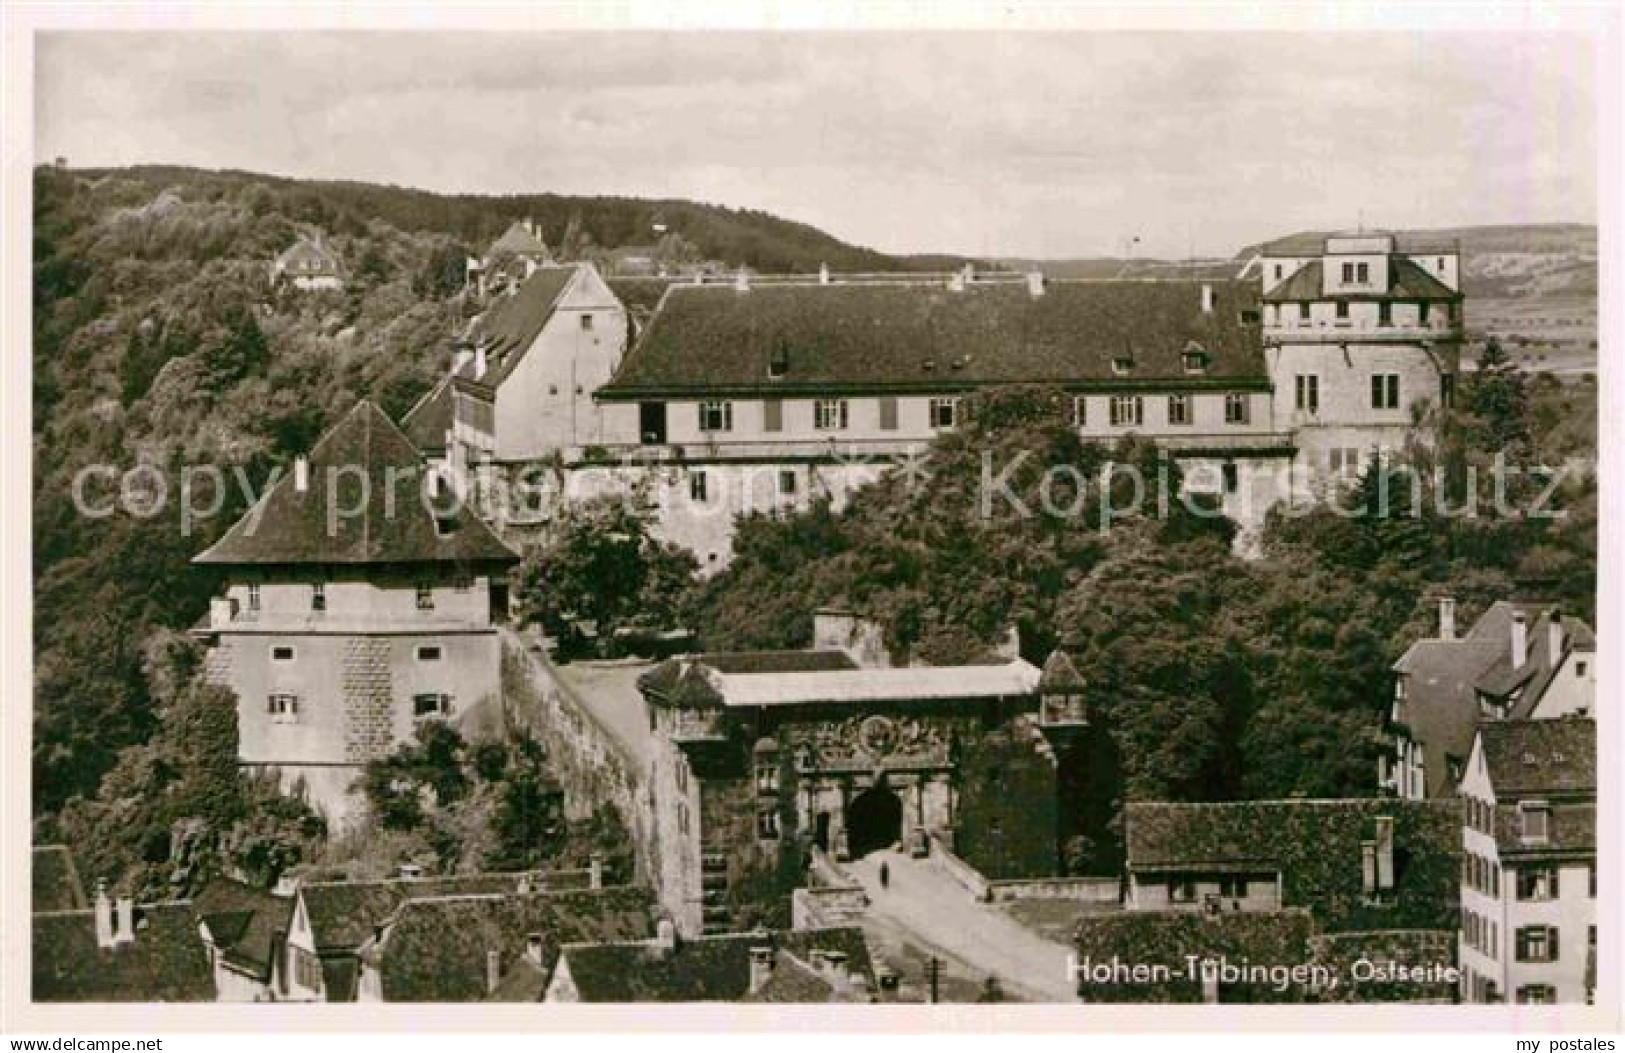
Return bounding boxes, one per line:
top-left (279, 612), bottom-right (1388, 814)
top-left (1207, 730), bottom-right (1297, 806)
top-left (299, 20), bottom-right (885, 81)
top-left (633, 609), bottom-right (1092, 937)
top-left (270, 234), bottom-right (344, 291)
top-left (192, 401), bottom-right (519, 825)
top-left (1458, 719), bottom-right (1595, 1004)
top-left (1385, 598), bottom-right (1594, 799)
top-left (401, 262), bottom-right (629, 520)
top-left (1254, 231), bottom-right (1464, 476)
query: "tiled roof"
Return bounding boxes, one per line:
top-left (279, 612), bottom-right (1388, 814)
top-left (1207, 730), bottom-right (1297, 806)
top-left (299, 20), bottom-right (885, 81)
top-left (607, 277), bottom-right (680, 318)
top-left (193, 877), bottom-right (293, 981)
top-left (32, 903), bottom-right (216, 1002)
top-left (558, 926), bottom-right (873, 1002)
top-left (1257, 231), bottom-right (1461, 257)
top-left (1125, 799), bottom-right (1460, 932)
top-left (298, 869), bottom-right (583, 953)
top-left (643, 657), bottom-right (1041, 709)
top-left (32, 846), bottom-right (86, 912)
top-left (1391, 638), bottom-right (1502, 797)
top-left (466, 265), bottom-right (579, 387)
top-left (1262, 259), bottom-right (1459, 302)
top-left (599, 279), bottom-right (1268, 399)
top-left (193, 400), bottom-right (518, 567)
top-left (1072, 910), bottom-right (1316, 1003)
top-left (366, 886), bottom-right (651, 1002)
top-left (1039, 650), bottom-right (1086, 694)
top-left (638, 650), bottom-right (858, 700)
top-left (484, 221), bottom-right (549, 263)
top-left (399, 377), bottom-right (454, 454)
top-left (1492, 801), bottom-right (1595, 860)
top-left (1479, 718), bottom-right (1595, 798)
top-left (1473, 607), bottom-right (1594, 716)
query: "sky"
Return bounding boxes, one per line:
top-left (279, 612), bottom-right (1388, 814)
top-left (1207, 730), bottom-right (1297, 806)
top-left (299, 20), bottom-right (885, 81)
top-left (34, 31), bottom-right (1597, 259)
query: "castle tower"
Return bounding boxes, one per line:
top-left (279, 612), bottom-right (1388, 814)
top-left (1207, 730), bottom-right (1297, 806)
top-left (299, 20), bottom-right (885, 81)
top-left (1256, 231), bottom-right (1464, 481)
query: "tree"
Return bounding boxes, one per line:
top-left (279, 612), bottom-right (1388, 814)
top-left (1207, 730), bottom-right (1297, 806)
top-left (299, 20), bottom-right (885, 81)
top-left (203, 307), bottom-right (269, 386)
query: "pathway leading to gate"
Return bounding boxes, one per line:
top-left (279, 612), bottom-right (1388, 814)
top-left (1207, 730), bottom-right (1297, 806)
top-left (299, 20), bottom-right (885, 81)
top-left (844, 849), bottom-right (1080, 1002)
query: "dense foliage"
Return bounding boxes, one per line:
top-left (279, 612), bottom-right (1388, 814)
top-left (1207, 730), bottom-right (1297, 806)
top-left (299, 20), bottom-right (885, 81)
top-left (689, 369), bottom-right (1596, 804)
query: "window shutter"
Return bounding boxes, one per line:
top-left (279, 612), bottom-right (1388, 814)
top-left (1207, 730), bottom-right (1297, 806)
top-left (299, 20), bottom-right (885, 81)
top-left (879, 397), bottom-right (898, 431)
top-left (1551, 867), bottom-right (1560, 897)
top-left (1550, 927), bottom-right (1560, 961)
top-left (763, 399), bottom-right (783, 432)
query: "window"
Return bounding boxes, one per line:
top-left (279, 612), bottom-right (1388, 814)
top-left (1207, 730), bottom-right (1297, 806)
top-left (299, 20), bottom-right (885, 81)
top-left (1371, 373), bottom-right (1401, 410)
top-left (416, 645), bottom-right (442, 662)
top-left (878, 396), bottom-right (899, 431)
top-left (271, 645), bottom-right (296, 662)
top-left (1295, 374), bottom-right (1320, 413)
top-left (1298, 302), bottom-right (1310, 322)
top-left (676, 801), bottom-right (689, 835)
top-left (698, 401), bottom-right (733, 433)
top-left (1169, 879), bottom-right (1198, 904)
top-left (1222, 463), bottom-right (1239, 494)
top-left (754, 761), bottom-right (779, 795)
top-left (1520, 802), bottom-right (1550, 843)
top-left (1109, 395), bottom-right (1144, 427)
top-left (1515, 925), bottom-right (1558, 963)
top-left (1420, 301), bottom-right (1432, 325)
top-left (778, 470), bottom-right (797, 496)
top-left (1590, 863), bottom-right (1597, 897)
top-left (767, 346), bottom-right (789, 378)
top-left (1335, 301), bottom-right (1350, 320)
top-left (1111, 356), bottom-right (1133, 375)
top-left (1357, 262), bottom-right (1370, 283)
top-left (1576, 660), bottom-right (1588, 678)
top-left (247, 583), bottom-right (261, 612)
top-left (1518, 864), bottom-right (1559, 901)
top-left (1273, 264), bottom-right (1283, 282)
top-left (814, 399), bottom-right (849, 430)
top-left (1069, 396), bottom-right (1087, 427)
top-left (413, 693), bottom-right (452, 719)
top-left (267, 693), bottom-right (299, 724)
top-left (1378, 301), bottom-right (1392, 327)
top-left (579, 313), bottom-right (594, 331)
top-left (689, 471), bottom-right (709, 502)
top-left (1224, 393), bottom-right (1249, 425)
top-left (1182, 351), bottom-right (1208, 374)
top-left (1219, 877), bottom-right (1248, 899)
top-left (416, 585), bottom-right (434, 611)
top-left (1167, 394), bottom-right (1192, 426)
top-left (1342, 262), bottom-right (1355, 283)
top-left (1517, 985), bottom-right (1556, 1005)
top-left (1441, 373), bottom-right (1455, 407)
top-left (763, 399), bottom-right (783, 432)
top-left (929, 397), bottom-right (960, 429)
top-left (311, 582), bottom-right (326, 612)
top-left (756, 807), bottom-right (780, 840)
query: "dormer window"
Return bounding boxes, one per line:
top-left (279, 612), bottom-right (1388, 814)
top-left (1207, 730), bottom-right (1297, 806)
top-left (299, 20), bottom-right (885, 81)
top-left (416, 584), bottom-right (435, 611)
top-left (1182, 349), bottom-right (1209, 374)
top-left (768, 346), bottom-right (790, 378)
top-left (434, 514), bottom-right (458, 537)
top-left (1111, 356), bottom-right (1133, 376)
top-left (311, 582), bottom-right (326, 612)
top-left (1519, 801), bottom-right (1550, 843)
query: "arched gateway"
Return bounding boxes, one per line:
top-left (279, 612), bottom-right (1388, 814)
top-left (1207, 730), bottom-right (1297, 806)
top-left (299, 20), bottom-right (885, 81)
top-left (846, 783), bottom-right (904, 858)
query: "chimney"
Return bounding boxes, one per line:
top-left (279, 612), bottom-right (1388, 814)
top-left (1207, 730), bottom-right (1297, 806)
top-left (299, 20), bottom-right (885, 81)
top-left (1548, 606), bottom-right (1564, 666)
top-left (1026, 271), bottom-right (1045, 297)
top-left (1511, 610), bottom-right (1529, 670)
top-left (734, 267), bottom-right (749, 292)
top-left (1200, 283), bottom-right (1215, 313)
top-left (819, 263), bottom-right (830, 285)
top-left (485, 948), bottom-right (502, 995)
top-left (474, 344), bottom-right (487, 380)
top-left (93, 881), bottom-right (115, 950)
top-left (115, 896), bottom-right (135, 945)
top-left (588, 853), bottom-right (604, 890)
top-left (525, 933), bottom-right (545, 968)
top-left (524, 257), bottom-right (538, 279)
top-left (747, 944), bottom-right (776, 994)
top-left (294, 456), bottom-right (310, 494)
top-left (523, 217), bottom-right (535, 237)
top-left (1438, 596), bottom-right (1456, 641)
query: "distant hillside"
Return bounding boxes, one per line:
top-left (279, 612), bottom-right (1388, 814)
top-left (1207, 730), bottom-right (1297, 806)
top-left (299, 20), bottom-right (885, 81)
top-left (70, 165), bottom-right (962, 275)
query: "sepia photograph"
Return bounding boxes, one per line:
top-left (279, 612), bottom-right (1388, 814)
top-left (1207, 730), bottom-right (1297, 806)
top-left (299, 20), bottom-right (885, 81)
top-left (2, 1), bottom-right (1617, 1038)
